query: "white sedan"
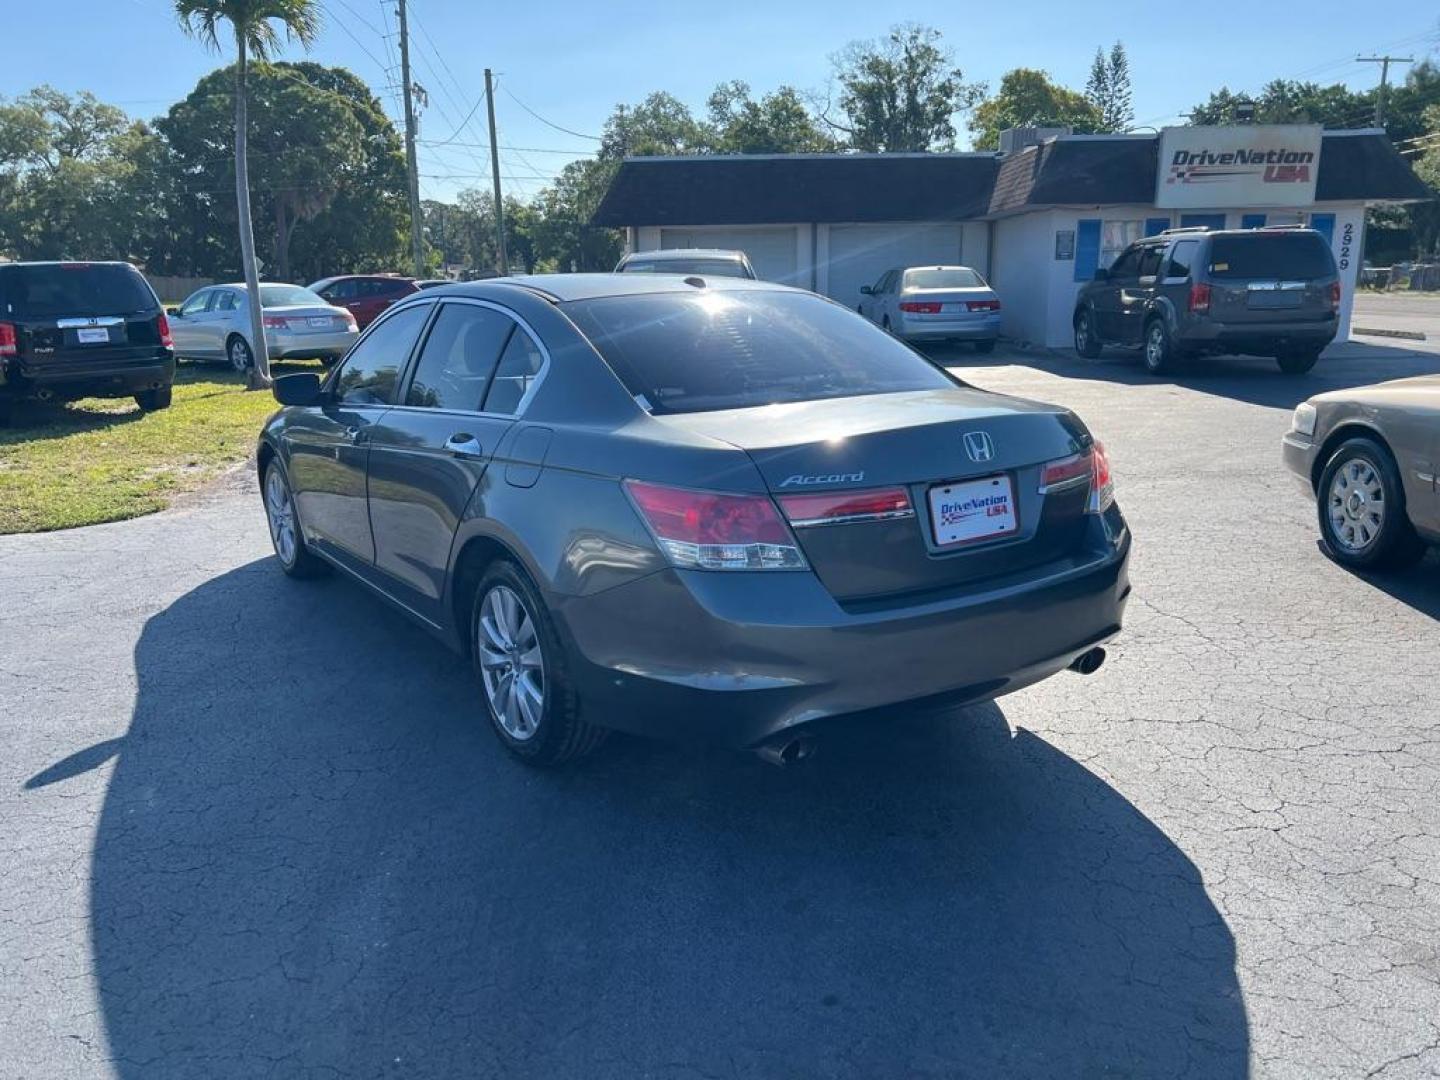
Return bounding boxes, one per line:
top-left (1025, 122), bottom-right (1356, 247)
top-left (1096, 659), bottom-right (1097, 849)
top-left (858, 265), bottom-right (1002, 352)
top-left (170, 283), bottom-right (359, 371)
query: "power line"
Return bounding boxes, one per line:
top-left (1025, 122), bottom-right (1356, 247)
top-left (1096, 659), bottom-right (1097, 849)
top-left (501, 86), bottom-right (603, 142)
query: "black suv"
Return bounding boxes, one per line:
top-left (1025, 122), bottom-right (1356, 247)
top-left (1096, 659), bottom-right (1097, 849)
top-left (1072, 227), bottom-right (1340, 375)
top-left (0, 261), bottom-right (175, 423)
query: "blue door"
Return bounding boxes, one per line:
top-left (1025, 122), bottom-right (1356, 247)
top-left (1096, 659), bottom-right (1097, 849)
top-left (1241, 214), bottom-right (1266, 230)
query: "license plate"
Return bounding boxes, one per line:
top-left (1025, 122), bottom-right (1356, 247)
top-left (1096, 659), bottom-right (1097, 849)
top-left (1247, 291), bottom-right (1302, 309)
top-left (929, 474), bottom-right (1018, 546)
top-left (307, 317), bottom-right (331, 328)
top-left (76, 327), bottom-right (109, 344)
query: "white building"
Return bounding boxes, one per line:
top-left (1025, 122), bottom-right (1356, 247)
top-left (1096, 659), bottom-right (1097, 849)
top-left (591, 127), bottom-right (1428, 349)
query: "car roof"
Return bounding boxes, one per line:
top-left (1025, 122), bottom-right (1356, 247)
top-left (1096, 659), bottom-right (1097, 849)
top-left (419, 272), bottom-right (798, 304)
top-left (0, 260), bottom-right (142, 269)
top-left (309, 273), bottom-right (413, 281)
top-left (621, 249), bottom-right (748, 261)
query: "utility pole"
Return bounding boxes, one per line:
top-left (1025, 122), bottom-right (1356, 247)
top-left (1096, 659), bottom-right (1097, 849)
top-left (1357, 55), bottom-right (1414, 129)
top-left (398, 0), bottom-right (425, 277)
top-left (485, 68), bottom-right (508, 276)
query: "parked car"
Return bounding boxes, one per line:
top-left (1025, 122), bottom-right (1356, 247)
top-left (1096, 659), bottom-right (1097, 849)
top-left (1073, 226), bottom-right (1340, 375)
top-left (414, 278), bottom-right (453, 290)
top-left (308, 274), bottom-right (421, 329)
top-left (614, 248), bottom-right (758, 279)
top-left (1282, 376), bottom-right (1439, 569)
top-left (258, 275), bottom-right (1131, 766)
top-left (170, 283), bottom-right (358, 371)
top-left (858, 265), bottom-right (1001, 352)
top-left (0, 260), bottom-right (174, 423)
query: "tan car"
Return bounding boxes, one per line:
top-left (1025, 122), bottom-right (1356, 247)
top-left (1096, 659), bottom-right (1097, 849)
top-left (1282, 376), bottom-right (1440, 569)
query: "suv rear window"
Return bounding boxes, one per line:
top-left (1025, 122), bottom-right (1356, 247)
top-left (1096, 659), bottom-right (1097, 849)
top-left (1207, 233), bottom-right (1335, 279)
top-left (564, 290), bottom-right (956, 415)
top-left (0, 263), bottom-right (155, 318)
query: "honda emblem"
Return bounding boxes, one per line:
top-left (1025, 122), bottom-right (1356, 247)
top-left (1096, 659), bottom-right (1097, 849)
top-left (963, 431), bottom-right (995, 463)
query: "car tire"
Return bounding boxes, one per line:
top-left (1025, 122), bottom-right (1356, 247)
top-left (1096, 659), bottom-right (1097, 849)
top-left (1276, 349), bottom-right (1321, 375)
top-left (472, 560), bottom-right (606, 766)
top-left (1074, 310), bottom-right (1102, 359)
top-left (134, 386), bottom-right (172, 411)
top-left (974, 338), bottom-right (996, 354)
top-left (227, 335), bottom-right (254, 373)
top-left (881, 316), bottom-right (893, 335)
top-left (1142, 317), bottom-right (1174, 375)
top-left (1316, 437), bottom-right (1426, 571)
top-left (262, 459), bottom-right (328, 579)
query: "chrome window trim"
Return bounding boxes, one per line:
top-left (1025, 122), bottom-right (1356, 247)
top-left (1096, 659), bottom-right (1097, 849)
top-left (787, 508), bottom-right (916, 529)
top-left (1038, 474), bottom-right (1091, 496)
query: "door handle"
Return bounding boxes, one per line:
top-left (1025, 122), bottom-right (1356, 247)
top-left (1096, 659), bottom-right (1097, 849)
top-left (344, 426), bottom-right (365, 444)
top-left (445, 433), bottom-right (483, 458)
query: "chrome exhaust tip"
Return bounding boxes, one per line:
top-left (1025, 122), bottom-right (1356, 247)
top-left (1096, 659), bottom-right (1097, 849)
top-left (1068, 646), bottom-right (1107, 676)
top-left (755, 736), bottom-right (816, 767)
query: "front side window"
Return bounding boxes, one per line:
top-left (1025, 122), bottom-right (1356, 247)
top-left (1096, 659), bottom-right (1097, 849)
top-left (405, 304), bottom-right (514, 411)
top-left (333, 303), bottom-right (431, 405)
top-left (563, 290), bottom-right (956, 415)
top-left (179, 289), bottom-right (213, 317)
top-left (482, 327), bottom-right (545, 414)
top-left (1108, 246), bottom-right (1143, 279)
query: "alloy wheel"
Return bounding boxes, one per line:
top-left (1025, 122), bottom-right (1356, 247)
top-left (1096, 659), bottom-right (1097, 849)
top-left (264, 468), bottom-right (297, 566)
top-left (478, 585), bottom-right (545, 741)
top-left (229, 337), bottom-right (253, 373)
top-left (1075, 316), bottom-right (1090, 352)
top-left (1327, 458), bottom-right (1386, 552)
top-left (1146, 324), bottom-right (1166, 369)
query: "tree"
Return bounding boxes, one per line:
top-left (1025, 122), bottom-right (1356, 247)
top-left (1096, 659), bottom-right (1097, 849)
top-left (174, 0), bottom-right (320, 389)
top-left (599, 92), bottom-right (707, 159)
top-left (706, 81), bottom-right (837, 154)
top-left (827, 24), bottom-right (984, 152)
top-left (1085, 42), bottom-right (1133, 133)
top-left (1186, 80), bottom-right (1370, 128)
top-left (531, 158), bottom-right (621, 272)
top-left (1408, 102), bottom-right (1440, 257)
top-left (970, 69), bottom-right (1102, 150)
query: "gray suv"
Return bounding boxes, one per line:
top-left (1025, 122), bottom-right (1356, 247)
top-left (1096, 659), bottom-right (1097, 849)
top-left (1072, 227), bottom-right (1340, 375)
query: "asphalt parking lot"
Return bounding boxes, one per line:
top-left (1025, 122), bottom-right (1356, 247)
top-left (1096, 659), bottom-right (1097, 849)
top-left (3, 338), bottom-right (1439, 1079)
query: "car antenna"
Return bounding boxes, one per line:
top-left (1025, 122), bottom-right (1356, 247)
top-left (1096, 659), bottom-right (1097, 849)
top-left (682, 276), bottom-right (706, 288)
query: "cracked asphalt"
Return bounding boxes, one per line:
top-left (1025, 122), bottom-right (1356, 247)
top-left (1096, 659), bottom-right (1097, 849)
top-left (3, 341), bottom-right (1439, 1079)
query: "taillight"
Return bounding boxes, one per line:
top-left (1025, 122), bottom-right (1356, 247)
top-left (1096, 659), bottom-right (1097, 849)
top-left (898, 302), bottom-right (943, 314)
top-left (156, 312), bottom-right (173, 348)
top-left (0, 322), bottom-right (16, 358)
top-left (1188, 283), bottom-right (1211, 314)
top-left (966, 299), bottom-right (1001, 312)
top-left (1328, 281), bottom-right (1340, 311)
top-left (1038, 442), bottom-right (1115, 514)
top-left (625, 481), bottom-right (806, 571)
top-left (263, 315), bottom-right (290, 330)
top-left (778, 486), bottom-right (913, 528)
top-left (340, 310), bottom-right (358, 331)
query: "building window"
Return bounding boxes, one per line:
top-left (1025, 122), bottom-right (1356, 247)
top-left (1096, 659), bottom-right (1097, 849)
top-left (1101, 220), bottom-right (1143, 267)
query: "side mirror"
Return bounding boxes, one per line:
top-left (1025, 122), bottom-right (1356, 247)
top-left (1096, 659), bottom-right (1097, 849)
top-left (168, 308), bottom-right (183, 318)
top-left (859, 285), bottom-right (874, 295)
top-left (272, 371), bottom-right (325, 406)
top-left (1093, 267), bottom-right (1110, 282)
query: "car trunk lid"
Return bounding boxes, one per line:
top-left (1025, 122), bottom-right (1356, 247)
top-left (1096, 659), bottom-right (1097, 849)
top-left (658, 388), bottom-right (1095, 602)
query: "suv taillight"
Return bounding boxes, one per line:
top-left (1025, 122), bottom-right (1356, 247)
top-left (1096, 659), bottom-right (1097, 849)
top-left (0, 322), bottom-right (16, 357)
top-left (1188, 283), bottom-right (1211, 314)
top-left (1328, 281), bottom-right (1341, 311)
top-left (625, 480), bottom-right (806, 571)
top-left (156, 312), bottom-right (173, 348)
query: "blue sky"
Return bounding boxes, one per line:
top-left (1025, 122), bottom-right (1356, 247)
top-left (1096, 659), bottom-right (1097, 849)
top-left (4, 0), bottom-right (1436, 201)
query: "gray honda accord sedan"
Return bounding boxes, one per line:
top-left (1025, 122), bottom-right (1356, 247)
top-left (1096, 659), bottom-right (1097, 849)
top-left (258, 274), bottom-right (1132, 765)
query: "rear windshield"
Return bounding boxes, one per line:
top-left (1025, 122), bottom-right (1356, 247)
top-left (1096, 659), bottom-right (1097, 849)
top-left (0, 263), bottom-right (155, 318)
top-left (904, 267), bottom-right (983, 289)
top-left (259, 285), bottom-right (326, 307)
top-left (564, 290), bottom-right (956, 415)
top-left (620, 258), bottom-right (750, 278)
top-left (1207, 233), bottom-right (1335, 279)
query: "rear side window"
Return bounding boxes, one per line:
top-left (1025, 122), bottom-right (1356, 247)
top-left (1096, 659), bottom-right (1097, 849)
top-left (1137, 248), bottom-right (1164, 279)
top-left (1208, 233), bottom-right (1335, 279)
top-left (563, 290), bottom-right (955, 415)
top-left (904, 268), bottom-right (983, 289)
top-left (482, 328), bottom-right (545, 414)
top-left (334, 303), bottom-right (430, 405)
top-left (0, 263), bottom-right (155, 318)
top-left (1166, 240), bottom-right (1199, 279)
top-left (214, 291), bottom-right (239, 312)
top-left (405, 304), bottom-right (514, 411)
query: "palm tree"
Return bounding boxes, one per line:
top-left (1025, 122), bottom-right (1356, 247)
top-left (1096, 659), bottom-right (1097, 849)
top-left (174, 1), bottom-right (319, 389)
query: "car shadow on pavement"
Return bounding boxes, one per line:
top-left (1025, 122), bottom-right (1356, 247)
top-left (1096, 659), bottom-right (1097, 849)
top-left (85, 558), bottom-right (1248, 1079)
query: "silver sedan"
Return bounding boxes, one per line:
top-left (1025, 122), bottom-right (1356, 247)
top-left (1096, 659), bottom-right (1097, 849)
top-left (170, 283), bottom-right (359, 371)
top-left (858, 265), bottom-right (1002, 352)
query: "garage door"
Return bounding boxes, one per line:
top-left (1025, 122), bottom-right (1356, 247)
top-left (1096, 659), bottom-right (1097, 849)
top-left (826, 224), bottom-right (965, 310)
top-left (659, 227), bottom-right (799, 285)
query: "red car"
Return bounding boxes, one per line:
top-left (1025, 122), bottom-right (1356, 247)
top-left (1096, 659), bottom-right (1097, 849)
top-left (307, 274), bottom-right (420, 330)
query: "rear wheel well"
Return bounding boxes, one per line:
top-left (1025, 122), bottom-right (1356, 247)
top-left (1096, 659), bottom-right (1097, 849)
top-left (257, 440), bottom-right (276, 484)
top-left (1073, 305), bottom-right (1090, 327)
top-left (1310, 423), bottom-right (1393, 492)
top-left (450, 535), bottom-right (522, 651)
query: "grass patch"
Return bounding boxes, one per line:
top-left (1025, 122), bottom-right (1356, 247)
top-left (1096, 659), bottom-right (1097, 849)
top-left (0, 361), bottom-right (320, 534)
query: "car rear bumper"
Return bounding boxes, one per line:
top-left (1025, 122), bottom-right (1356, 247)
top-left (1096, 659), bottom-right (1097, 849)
top-left (1, 350), bottom-right (174, 399)
top-left (265, 329), bottom-right (357, 359)
top-left (555, 514), bottom-right (1131, 749)
top-left (899, 314), bottom-right (1001, 341)
top-left (1182, 317), bottom-right (1337, 353)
